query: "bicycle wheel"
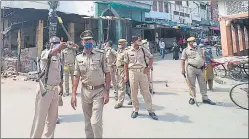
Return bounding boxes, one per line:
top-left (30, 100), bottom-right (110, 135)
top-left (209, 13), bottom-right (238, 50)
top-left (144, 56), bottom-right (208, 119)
top-left (229, 65), bottom-right (244, 81)
top-left (243, 64), bottom-right (249, 76)
top-left (229, 83), bottom-right (248, 110)
top-left (214, 64), bottom-right (227, 78)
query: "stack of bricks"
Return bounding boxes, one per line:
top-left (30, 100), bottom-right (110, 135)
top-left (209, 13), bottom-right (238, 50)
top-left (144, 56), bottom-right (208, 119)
top-left (20, 48), bottom-right (37, 73)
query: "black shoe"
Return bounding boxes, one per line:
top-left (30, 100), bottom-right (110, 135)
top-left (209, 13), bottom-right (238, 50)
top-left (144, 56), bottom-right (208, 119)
top-left (114, 104), bottom-right (122, 109)
top-left (149, 112), bottom-right (158, 120)
top-left (115, 95), bottom-right (118, 101)
top-left (189, 98), bottom-right (195, 105)
top-left (131, 111), bottom-right (138, 118)
top-left (114, 91), bottom-right (117, 94)
top-left (127, 100), bottom-right (132, 105)
top-left (203, 99), bottom-right (216, 105)
top-left (56, 118), bottom-right (60, 124)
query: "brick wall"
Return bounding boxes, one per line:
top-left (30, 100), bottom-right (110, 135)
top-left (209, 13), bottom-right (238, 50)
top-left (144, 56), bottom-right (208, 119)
top-left (226, 1), bottom-right (248, 15)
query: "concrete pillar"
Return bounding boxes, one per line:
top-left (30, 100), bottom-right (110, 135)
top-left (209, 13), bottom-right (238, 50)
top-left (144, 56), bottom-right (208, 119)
top-left (68, 22), bottom-right (75, 42)
top-left (244, 26), bottom-right (249, 50)
top-left (231, 24), bottom-right (240, 55)
top-left (36, 20), bottom-right (44, 57)
top-left (238, 24), bottom-right (246, 55)
top-left (219, 19), bottom-right (233, 56)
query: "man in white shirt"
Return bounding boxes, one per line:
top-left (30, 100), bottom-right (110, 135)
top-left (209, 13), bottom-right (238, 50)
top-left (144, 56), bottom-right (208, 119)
top-left (159, 38), bottom-right (165, 59)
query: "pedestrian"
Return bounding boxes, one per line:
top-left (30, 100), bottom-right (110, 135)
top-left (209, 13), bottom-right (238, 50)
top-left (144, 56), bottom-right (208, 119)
top-left (104, 40), bottom-right (118, 99)
top-left (30, 36), bottom-right (70, 138)
top-left (114, 39), bottom-right (132, 109)
top-left (71, 30), bottom-right (111, 138)
top-left (61, 38), bottom-right (79, 96)
top-left (172, 40), bottom-right (180, 60)
top-left (159, 38), bottom-right (165, 58)
top-left (124, 35), bottom-right (158, 120)
top-left (203, 47), bottom-right (214, 91)
top-left (181, 37), bottom-right (216, 105)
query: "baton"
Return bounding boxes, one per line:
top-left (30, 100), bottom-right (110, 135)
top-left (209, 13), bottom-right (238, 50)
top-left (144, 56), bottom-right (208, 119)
top-left (57, 17), bottom-right (73, 41)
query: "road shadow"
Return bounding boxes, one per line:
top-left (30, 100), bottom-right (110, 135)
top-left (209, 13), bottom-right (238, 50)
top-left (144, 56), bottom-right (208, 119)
top-left (154, 91), bottom-right (178, 96)
top-left (139, 103), bottom-right (165, 111)
top-left (215, 101), bottom-right (237, 108)
top-left (158, 113), bottom-right (193, 123)
top-left (137, 113), bottom-right (193, 123)
top-left (153, 80), bottom-right (168, 84)
top-left (59, 113), bottom-right (84, 123)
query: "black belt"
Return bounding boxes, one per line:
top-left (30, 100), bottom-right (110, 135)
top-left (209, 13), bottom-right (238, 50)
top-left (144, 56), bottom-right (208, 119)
top-left (188, 64), bottom-right (204, 69)
top-left (82, 84), bottom-right (105, 90)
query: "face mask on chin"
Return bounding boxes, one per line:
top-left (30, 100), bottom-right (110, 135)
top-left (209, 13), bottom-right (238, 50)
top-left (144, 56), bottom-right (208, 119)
top-left (53, 44), bottom-right (60, 48)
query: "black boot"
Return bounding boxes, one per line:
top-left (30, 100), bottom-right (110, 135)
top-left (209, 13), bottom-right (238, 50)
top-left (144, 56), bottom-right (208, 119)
top-left (203, 99), bottom-right (216, 105)
top-left (127, 100), bottom-right (132, 105)
top-left (189, 98), bottom-right (195, 105)
top-left (149, 112), bottom-right (158, 120)
top-left (131, 111), bottom-right (138, 118)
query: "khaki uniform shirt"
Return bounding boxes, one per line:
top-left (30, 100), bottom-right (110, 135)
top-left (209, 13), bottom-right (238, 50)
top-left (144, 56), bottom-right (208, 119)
top-left (124, 45), bottom-right (153, 69)
top-left (40, 49), bottom-right (61, 86)
top-left (74, 49), bottom-right (109, 86)
top-left (61, 47), bottom-right (77, 65)
top-left (104, 47), bottom-right (117, 66)
top-left (116, 48), bottom-right (129, 68)
top-left (181, 46), bottom-right (205, 67)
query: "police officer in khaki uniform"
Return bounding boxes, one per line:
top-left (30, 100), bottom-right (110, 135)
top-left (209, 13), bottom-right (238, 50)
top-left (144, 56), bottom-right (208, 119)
top-left (124, 35), bottom-right (158, 120)
top-left (181, 37), bottom-right (216, 105)
top-left (30, 36), bottom-right (71, 138)
top-left (61, 40), bottom-right (79, 96)
top-left (71, 30), bottom-right (111, 138)
top-left (114, 39), bottom-right (132, 109)
top-left (104, 41), bottom-right (118, 98)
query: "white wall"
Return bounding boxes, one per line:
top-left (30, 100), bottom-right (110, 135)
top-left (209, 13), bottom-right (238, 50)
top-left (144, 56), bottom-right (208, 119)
top-left (144, 1), bottom-right (170, 20)
top-left (1, 1), bottom-right (95, 16)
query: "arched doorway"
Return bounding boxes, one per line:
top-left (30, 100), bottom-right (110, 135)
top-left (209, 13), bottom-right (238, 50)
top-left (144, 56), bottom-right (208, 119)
top-left (100, 7), bottom-right (121, 44)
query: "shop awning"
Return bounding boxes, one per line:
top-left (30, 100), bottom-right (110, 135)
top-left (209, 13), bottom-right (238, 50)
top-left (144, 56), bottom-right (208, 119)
top-left (109, 2), bottom-right (151, 12)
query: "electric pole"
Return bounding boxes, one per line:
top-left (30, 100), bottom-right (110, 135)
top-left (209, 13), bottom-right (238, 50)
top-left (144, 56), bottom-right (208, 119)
top-left (48, 1), bottom-right (59, 39)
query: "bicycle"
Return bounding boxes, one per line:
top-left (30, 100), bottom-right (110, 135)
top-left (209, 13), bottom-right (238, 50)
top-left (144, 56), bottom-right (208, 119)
top-left (229, 82), bottom-right (248, 110)
top-left (212, 59), bottom-right (247, 81)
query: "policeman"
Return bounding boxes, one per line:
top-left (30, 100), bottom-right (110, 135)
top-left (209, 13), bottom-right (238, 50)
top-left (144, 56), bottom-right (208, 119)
top-left (61, 39), bottom-right (79, 96)
top-left (141, 39), bottom-right (154, 94)
top-left (104, 40), bottom-right (118, 99)
top-left (124, 35), bottom-right (158, 120)
top-left (30, 36), bottom-right (69, 138)
top-left (114, 39), bottom-right (132, 109)
top-left (71, 30), bottom-right (111, 138)
top-left (181, 37), bottom-right (216, 105)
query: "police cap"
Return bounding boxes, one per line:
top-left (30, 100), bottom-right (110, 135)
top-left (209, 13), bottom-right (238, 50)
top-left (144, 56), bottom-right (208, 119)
top-left (187, 37), bottom-right (196, 42)
top-left (118, 39), bottom-right (127, 44)
top-left (80, 30), bottom-right (93, 40)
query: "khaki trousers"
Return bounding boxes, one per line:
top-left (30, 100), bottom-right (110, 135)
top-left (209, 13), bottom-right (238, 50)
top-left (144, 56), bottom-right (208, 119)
top-left (64, 64), bottom-right (74, 94)
top-left (146, 69), bottom-right (152, 90)
top-left (116, 68), bottom-right (126, 105)
top-left (81, 86), bottom-right (104, 138)
top-left (108, 66), bottom-right (118, 93)
top-left (186, 65), bottom-right (208, 99)
top-left (129, 69), bottom-right (154, 113)
top-left (30, 85), bottom-right (59, 138)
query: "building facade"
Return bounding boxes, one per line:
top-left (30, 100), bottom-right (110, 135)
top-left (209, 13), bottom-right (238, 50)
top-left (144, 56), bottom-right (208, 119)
top-left (218, 1), bottom-right (248, 56)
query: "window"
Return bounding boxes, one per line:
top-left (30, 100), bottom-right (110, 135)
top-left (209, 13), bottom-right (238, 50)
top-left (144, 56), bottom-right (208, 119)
top-left (200, 4), bottom-right (206, 10)
top-left (159, 1), bottom-right (163, 12)
top-left (152, 1), bottom-right (157, 11)
top-left (180, 12), bottom-right (184, 16)
top-left (164, 2), bottom-right (169, 13)
top-left (186, 1), bottom-right (189, 6)
top-left (175, 1), bottom-right (182, 5)
top-left (174, 11), bottom-right (179, 15)
top-left (185, 13), bottom-right (190, 17)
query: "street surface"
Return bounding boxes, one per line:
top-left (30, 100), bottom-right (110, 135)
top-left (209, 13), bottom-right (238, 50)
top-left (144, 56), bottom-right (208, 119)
top-left (1, 52), bottom-right (248, 138)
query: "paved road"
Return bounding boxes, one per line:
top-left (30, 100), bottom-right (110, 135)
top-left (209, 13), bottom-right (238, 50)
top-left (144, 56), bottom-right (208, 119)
top-left (1, 52), bottom-right (248, 138)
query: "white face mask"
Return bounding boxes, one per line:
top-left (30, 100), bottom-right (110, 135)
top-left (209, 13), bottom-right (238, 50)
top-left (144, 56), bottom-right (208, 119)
top-left (193, 42), bottom-right (197, 47)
